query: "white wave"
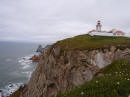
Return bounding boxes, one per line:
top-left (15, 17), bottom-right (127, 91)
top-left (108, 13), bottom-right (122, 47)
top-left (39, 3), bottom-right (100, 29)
top-left (0, 82), bottom-right (24, 97)
top-left (18, 54), bottom-right (33, 69)
top-left (0, 53), bottom-right (37, 97)
top-left (18, 54), bottom-right (37, 79)
top-left (22, 65), bottom-right (31, 69)
top-left (22, 71), bottom-right (33, 79)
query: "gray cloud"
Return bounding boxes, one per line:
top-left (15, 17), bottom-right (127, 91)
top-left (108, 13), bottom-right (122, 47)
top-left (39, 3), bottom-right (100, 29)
top-left (0, 0), bottom-right (130, 42)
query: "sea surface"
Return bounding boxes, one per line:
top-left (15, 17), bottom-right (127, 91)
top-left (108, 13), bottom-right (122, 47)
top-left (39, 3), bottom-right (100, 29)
top-left (0, 41), bottom-right (45, 97)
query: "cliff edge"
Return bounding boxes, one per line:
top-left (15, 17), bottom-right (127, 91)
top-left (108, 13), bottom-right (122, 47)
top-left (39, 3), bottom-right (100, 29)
top-left (10, 35), bottom-right (130, 97)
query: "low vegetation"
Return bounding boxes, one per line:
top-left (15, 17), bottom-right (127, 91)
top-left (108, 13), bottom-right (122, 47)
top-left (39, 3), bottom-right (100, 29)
top-left (54, 34), bottom-right (130, 50)
top-left (54, 60), bottom-right (130, 97)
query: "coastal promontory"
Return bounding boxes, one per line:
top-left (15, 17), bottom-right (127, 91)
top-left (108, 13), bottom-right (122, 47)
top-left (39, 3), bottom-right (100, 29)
top-left (10, 34), bottom-right (130, 97)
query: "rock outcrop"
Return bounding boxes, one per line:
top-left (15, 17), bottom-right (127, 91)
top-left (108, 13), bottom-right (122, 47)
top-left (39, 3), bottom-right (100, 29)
top-left (29, 55), bottom-right (41, 62)
top-left (20, 45), bottom-right (130, 97)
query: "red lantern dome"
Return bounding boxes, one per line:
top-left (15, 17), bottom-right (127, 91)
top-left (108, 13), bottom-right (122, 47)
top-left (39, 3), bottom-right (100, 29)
top-left (97, 20), bottom-right (101, 25)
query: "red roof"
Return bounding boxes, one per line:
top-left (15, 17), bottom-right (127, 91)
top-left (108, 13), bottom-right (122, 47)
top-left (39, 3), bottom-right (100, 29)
top-left (115, 30), bottom-right (125, 34)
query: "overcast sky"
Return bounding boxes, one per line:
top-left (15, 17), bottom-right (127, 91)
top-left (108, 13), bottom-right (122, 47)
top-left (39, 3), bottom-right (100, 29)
top-left (0, 0), bottom-right (130, 43)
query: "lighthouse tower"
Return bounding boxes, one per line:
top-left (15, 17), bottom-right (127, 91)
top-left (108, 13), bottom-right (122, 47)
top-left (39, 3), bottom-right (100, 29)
top-left (96, 20), bottom-right (102, 32)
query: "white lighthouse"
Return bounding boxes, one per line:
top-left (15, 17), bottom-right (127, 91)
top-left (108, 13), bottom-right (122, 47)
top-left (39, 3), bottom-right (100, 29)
top-left (96, 20), bottom-right (102, 32)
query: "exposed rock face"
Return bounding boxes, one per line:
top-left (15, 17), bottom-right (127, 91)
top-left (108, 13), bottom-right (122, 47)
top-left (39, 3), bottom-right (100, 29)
top-left (29, 55), bottom-right (41, 62)
top-left (21, 46), bottom-right (130, 97)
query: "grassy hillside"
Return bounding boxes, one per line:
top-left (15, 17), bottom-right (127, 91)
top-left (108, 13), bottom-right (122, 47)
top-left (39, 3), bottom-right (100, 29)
top-left (54, 34), bottom-right (130, 50)
top-left (54, 60), bottom-right (130, 97)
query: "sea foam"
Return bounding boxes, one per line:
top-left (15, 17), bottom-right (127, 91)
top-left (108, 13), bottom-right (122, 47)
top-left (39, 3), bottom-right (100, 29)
top-left (0, 54), bottom-right (36, 97)
top-left (0, 82), bottom-right (24, 97)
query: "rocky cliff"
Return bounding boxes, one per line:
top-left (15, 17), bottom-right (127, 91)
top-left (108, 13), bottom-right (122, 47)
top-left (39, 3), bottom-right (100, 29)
top-left (20, 44), bottom-right (130, 97)
top-left (13, 35), bottom-right (130, 97)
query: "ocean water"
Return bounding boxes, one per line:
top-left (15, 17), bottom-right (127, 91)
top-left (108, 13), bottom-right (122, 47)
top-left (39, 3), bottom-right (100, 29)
top-left (0, 41), bottom-right (43, 97)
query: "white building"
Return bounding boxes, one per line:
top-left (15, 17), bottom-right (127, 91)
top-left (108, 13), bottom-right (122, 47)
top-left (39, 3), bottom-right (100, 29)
top-left (96, 20), bottom-right (102, 32)
top-left (88, 21), bottom-right (125, 37)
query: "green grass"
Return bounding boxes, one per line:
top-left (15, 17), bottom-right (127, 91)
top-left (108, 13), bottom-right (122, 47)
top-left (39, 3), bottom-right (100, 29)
top-left (54, 60), bottom-right (130, 97)
top-left (53, 34), bottom-right (130, 50)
